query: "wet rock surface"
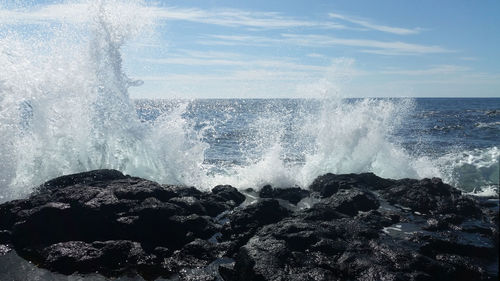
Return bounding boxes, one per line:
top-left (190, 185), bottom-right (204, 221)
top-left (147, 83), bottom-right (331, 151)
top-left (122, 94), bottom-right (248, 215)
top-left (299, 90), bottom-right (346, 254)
top-left (0, 170), bottom-right (498, 280)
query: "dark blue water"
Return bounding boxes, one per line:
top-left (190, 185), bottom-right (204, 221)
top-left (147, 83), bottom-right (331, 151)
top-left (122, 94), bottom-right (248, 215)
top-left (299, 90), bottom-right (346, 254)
top-left (407, 98), bottom-right (500, 151)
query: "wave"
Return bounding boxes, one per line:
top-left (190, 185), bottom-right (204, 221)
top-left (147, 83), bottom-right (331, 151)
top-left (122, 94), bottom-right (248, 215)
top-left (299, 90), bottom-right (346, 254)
top-left (431, 124), bottom-right (464, 131)
top-left (436, 146), bottom-right (499, 195)
top-left (475, 121), bottom-right (500, 129)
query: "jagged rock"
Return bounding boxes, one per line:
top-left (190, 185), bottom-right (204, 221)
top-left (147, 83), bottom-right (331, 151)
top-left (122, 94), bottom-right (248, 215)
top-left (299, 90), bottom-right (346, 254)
top-left (0, 170), bottom-right (245, 278)
top-left (308, 172), bottom-right (394, 197)
top-left (380, 177), bottom-right (482, 219)
top-left (221, 199), bottom-right (291, 254)
top-left (319, 188), bottom-right (379, 216)
top-left (0, 230), bottom-right (11, 244)
top-left (258, 185), bottom-right (310, 204)
top-left (0, 170), bottom-right (497, 281)
top-left (200, 185), bottom-right (246, 216)
top-left (39, 169), bottom-right (127, 191)
top-left (39, 240), bottom-right (151, 275)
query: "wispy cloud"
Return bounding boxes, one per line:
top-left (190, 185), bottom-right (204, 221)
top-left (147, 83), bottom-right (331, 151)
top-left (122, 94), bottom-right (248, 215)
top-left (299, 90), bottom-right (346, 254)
top-left (306, 53), bottom-right (326, 58)
top-left (200, 34), bottom-right (453, 55)
top-left (198, 34), bottom-right (280, 47)
top-left (151, 7), bottom-right (345, 30)
top-left (380, 65), bottom-right (470, 75)
top-left (283, 34), bottom-right (451, 54)
top-left (328, 13), bottom-right (422, 35)
top-left (140, 52), bottom-right (328, 73)
top-left (0, 3), bottom-right (346, 30)
top-left (458, 56), bottom-right (479, 61)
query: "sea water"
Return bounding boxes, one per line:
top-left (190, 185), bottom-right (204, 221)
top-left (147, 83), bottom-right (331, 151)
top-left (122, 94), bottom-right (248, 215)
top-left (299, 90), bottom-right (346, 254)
top-left (0, 0), bottom-right (499, 203)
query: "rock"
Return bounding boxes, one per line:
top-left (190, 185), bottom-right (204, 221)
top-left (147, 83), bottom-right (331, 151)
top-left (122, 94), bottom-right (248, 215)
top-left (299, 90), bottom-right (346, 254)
top-left (38, 169), bottom-right (127, 191)
top-left (0, 170), bottom-right (237, 278)
top-left (380, 178), bottom-right (483, 219)
top-left (222, 199), bottom-right (290, 243)
top-left (211, 185), bottom-right (246, 206)
top-left (416, 231), bottom-right (497, 258)
top-left (0, 230), bottom-right (11, 244)
top-left (169, 196), bottom-right (207, 215)
top-left (0, 170), bottom-right (496, 280)
top-left (112, 180), bottom-right (177, 202)
top-left (163, 239), bottom-right (218, 273)
top-left (320, 188), bottom-right (379, 216)
top-left (308, 172), bottom-right (393, 197)
top-left (200, 185), bottom-right (246, 217)
top-left (39, 240), bottom-right (151, 275)
top-left (258, 185), bottom-right (310, 204)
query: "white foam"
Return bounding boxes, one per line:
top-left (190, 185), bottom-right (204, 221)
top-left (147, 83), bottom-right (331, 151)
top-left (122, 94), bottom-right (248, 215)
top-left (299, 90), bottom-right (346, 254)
top-left (475, 121), bottom-right (500, 128)
top-left (435, 146), bottom-right (499, 194)
top-left (467, 185), bottom-right (499, 198)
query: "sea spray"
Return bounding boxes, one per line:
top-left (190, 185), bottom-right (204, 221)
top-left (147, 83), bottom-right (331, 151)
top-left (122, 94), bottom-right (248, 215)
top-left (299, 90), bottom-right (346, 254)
top-left (203, 97), bottom-right (443, 190)
top-left (439, 146), bottom-right (499, 195)
top-left (0, 0), bottom-right (209, 200)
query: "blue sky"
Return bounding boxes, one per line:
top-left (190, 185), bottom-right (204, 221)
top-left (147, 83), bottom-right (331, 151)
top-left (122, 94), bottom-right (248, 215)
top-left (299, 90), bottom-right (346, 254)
top-left (1, 0), bottom-right (499, 98)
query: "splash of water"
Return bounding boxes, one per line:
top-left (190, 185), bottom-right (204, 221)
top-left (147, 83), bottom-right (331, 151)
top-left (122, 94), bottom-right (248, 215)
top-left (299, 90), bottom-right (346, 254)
top-left (438, 146), bottom-right (499, 195)
top-left (0, 0), bottom-right (208, 200)
top-left (204, 97), bottom-right (443, 189)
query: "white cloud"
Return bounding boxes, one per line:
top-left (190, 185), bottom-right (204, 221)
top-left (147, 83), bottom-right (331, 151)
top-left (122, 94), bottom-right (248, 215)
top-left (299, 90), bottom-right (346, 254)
top-left (200, 33), bottom-right (452, 55)
top-left (380, 65), bottom-right (470, 75)
top-left (151, 7), bottom-right (346, 30)
top-left (328, 13), bottom-right (422, 35)
top-left (458, 56), bottom-right (479, 61)
top-left (306, 53), bottom-right (325, 58)
top-left (0, 3), bottom-right (346, 30)
top-left (282, 34), bottom-right (451, 54)
top-left (140, 55), bottom-right (328, 73)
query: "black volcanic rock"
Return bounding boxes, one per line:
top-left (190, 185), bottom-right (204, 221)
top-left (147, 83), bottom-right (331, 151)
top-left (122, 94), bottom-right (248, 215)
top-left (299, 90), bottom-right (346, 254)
top-left (320, 188), bottom-right (379, 216)
top-left (40, 240), bottom-right (151, 276)
top-left (380, 177), bottom-right (483, 220)
top-left (220, 199), bottom-right (291, 256)
top-left (199, 185), bottom-right (247, 217)
top-left (0, 170), bottom-right (245, 278)
top-left (38, 169), bottom-right (127, 191)
top-left (308, 172), bottom-right (394, 197)
top-left (258, 185), bottom-right (310, 204)
top-left (0, 170), bottom-right (497, 281)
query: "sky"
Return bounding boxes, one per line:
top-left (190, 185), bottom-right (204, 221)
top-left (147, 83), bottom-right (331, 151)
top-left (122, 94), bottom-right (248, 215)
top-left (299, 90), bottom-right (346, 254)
top-left (1, 0), bottom-right (500, 98)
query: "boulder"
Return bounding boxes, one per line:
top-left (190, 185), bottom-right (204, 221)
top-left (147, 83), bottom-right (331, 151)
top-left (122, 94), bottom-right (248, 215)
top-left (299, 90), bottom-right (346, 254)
top-left (258, 185), bottom-right (310, 205)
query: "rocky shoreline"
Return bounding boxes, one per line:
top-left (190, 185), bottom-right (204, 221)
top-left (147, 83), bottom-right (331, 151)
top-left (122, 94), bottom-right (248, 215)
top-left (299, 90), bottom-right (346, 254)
top-left (0, 170), bottom-right (498, 280)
